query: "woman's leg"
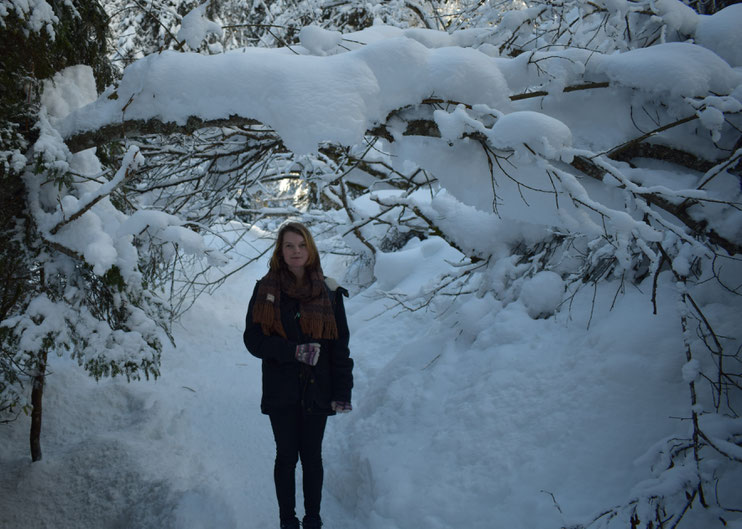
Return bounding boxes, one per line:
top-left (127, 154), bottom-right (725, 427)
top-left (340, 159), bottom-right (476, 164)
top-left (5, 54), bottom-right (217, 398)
top-left (269, 411), bottom-right (301, 523)
top-left (299, 413), bottom-right (328, 522)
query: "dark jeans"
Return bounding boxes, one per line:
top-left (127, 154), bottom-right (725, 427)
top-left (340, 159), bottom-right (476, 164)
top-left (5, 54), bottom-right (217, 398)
top-left (269, 409), bottom-right (328, 523)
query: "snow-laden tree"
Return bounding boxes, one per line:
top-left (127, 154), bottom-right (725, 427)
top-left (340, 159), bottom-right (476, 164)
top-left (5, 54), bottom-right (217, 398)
top-left (0, 0), bottom-right (118, 458)
top-left (0, 0), bottom-right (225, 461)
top-left (57, 1), bottom-right (742, 526)
top-left (2, 0), bottom-right (741, 525)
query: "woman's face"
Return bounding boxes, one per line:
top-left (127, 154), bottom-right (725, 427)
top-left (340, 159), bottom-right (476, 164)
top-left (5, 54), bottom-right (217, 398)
top-left (281, 230), bottom-right (309, 274)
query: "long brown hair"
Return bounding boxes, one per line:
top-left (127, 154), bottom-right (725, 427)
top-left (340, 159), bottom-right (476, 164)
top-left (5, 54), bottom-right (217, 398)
top-left (269, 221), bottom-right (321, 273)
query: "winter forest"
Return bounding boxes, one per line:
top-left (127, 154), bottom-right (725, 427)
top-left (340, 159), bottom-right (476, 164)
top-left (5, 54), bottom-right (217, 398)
top-left (1, 0), bottom-right (742, 527)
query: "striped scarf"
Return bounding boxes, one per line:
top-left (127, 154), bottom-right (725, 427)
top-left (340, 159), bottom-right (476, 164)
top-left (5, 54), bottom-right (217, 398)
top-left (252, 267), bottom-right (338, 340)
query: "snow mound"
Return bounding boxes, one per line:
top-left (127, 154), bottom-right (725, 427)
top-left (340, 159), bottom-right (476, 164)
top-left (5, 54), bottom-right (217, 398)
top-left (519, 271), bottom-right (565, 318)
top-left (299, 25), bottom-right (343, 55)
top-left (488, 111), bottom-right (573, 161)
top-left (373, 236), bottom-right (462, 293)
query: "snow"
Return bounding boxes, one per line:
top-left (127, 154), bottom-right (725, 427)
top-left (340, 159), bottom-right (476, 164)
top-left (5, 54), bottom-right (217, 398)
top-left (518, 270), bottom-right (565, 318)
top-left (177, 1), bottom-right (223, 50)
top-left (58, 34), bottom-right (510, 154)
top-left (0, 0), bottom-right (58, 36)
top-left (487, 110), bottom-right (573, 161)
top-left (498, 6), bottom-right (543, 34)
top-left (41, 65), bottom-right (98, 120)
top-left (299, 25), bottom-right (343, 55)
top-left (434, 106), bottom-right (575, 162)
top-left (0, 293), bottom-right (70, 354)
top-left (653, 0), bottom-right (699, 36)
top-left (22, 69), bottom-right (220, 283)
top-left (2, 236), bottom-right (724, 529)
top-left (591, 42), bottom-right (742, 98)
top-left (681, 358), bottom-right (701, 383)
top-left (373, 236), bottom-right (462, 293)
top-left (51, 24), bottom-right (742, 260)
top-left (3, 10), bottom-right (742, 529)
top-left (695, 4), bottom-right (742, 67)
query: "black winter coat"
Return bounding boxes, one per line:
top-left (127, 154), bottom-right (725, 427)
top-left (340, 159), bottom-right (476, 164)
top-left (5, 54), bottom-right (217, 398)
top-left (243, 280), bottom-right (353, 416)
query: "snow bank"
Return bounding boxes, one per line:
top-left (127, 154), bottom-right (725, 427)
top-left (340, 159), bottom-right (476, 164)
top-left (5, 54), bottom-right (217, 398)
top-left (334, 272), bottom-right (693, 529)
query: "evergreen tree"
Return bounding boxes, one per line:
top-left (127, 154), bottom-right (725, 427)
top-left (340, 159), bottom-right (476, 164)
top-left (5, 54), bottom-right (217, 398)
top-left (0, 0), bottom-right (169, 461)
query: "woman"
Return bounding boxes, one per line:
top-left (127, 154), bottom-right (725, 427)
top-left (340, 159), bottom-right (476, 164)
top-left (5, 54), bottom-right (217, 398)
top-left (243, 221), bottom-right (354, 529)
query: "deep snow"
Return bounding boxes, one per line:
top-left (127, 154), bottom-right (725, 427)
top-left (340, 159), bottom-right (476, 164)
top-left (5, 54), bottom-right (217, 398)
top-left (0, 229), bottom-right (722, 529)
top-left (2, 4), bottom-right (742, 528)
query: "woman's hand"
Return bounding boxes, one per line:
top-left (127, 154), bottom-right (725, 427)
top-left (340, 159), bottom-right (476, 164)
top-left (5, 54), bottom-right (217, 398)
top-left (331, 401), bottom-right (352, 413)
top-left (296, 343), bottom-right (321, 366)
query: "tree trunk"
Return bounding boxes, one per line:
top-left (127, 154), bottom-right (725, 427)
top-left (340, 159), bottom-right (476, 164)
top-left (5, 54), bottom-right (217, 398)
top-left (30, 350), bottom-right (48, 462)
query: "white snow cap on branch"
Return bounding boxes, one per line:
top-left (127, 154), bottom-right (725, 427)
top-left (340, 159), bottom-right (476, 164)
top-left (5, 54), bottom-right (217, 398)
top-left (0, 0), bottom-right (58, 37)
top-left (41, 65), bottom-right (98, 120)
top-left (695, 4), bottom-right (742, 67)
top-left (591, 42), bottom-right (742, 98)
top-left (59, 35), bottom-right (509, 153)
top-left (653, 0), bottom-right (699, 36)
top-left (118, 210), bottom-right (206, 256)
top-left (177, 1), bottom-right (223, 50)
top-left (299, 25), bottom-right (343, 56)
top-left (0, 294), bottom-right (70, 354)
top-left (487, 111), bottom-right (573, 162)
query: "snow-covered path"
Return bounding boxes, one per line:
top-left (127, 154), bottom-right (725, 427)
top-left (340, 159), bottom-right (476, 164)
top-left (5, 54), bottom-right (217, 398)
top-left (0, 244), bottom-right (724, 529)
top-left (0, 261), bottom-right (363, 529)
top-left (154, 265), bottom-right (362, 529)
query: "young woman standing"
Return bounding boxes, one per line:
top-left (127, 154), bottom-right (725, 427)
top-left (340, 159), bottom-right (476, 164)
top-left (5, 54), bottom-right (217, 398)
top-left (243, 222), bottom-right (354, 529)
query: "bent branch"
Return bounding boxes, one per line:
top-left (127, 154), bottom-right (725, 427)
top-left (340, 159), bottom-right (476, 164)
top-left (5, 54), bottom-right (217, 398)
top-left (65, 115), bottom-right (263, 153)
top-left (61, 98), bottom-right (740, 257)
top-left (63, 81), bottom-right (615, 153)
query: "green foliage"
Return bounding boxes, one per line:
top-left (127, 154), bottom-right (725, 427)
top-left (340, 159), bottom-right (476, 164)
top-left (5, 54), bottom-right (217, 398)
top-left (103, 265), bottom-right (127, 292)
top-left (0, 1), bottom-right (158, 424)
top-left (0, 1), bottom-right (113, 180)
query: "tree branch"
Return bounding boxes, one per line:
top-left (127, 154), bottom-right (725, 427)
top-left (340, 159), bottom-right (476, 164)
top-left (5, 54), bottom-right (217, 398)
top-left (570, 155), bottom-right (742, 256)
top-left (60, 98), bottom-right (741, 258)
top-left (65, 115), bottom-right (263, 153)
top-left (64, 80), bottom-right (615, 153)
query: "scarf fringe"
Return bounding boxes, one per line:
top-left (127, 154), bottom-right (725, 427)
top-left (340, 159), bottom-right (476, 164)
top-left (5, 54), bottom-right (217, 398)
top-left (254, 299), bottom-right (286, 339)
top-left (301, 317), bottom-right (338, 341)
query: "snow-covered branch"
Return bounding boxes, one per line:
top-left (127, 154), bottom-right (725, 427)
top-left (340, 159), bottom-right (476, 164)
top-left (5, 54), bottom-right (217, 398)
top-left (65, 115), bottom-right (263, 153)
